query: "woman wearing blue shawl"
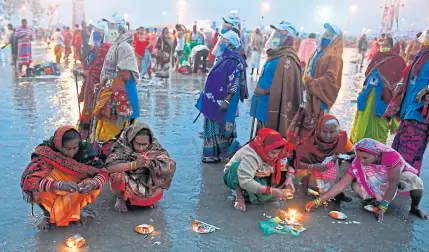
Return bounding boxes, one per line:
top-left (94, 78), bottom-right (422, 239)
top-left (196, 30), bottom-right (249, 163)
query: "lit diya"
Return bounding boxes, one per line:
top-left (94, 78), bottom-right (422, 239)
top-left (283, 188), bottom-right (294, 200)
top-left (135, 224), bottom-right (155, 235)
top-left (278, 208), bottom-right (303, 224)
top-left (277, 209), bottom-right (306, 233)
top-left (65, 234), bottom-right (86, 248)
top-left (192, 220), bottom-right (220, 234)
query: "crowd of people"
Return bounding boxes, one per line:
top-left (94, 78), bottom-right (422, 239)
top-left (7, 11), bottom-right (428, 231)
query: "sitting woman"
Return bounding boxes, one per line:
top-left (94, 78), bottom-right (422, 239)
top-left (20, 126), bottom-right (108, 231)
top-left (296, 115), bottom-right (354, 201)
top-left (223, 128), bottom-right (296, 212)
top-left (306, 138), bottom-right (427, 222)
top-left (106, 123), bottom-right (176, 212)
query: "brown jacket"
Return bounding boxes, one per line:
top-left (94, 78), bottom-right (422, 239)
top-left (300, 34), bottom-right (344, 141)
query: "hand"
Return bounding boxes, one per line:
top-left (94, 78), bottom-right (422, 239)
top-left (282, 176), bottom-right (295, 194)
top-left (415, 86), bottom-right (429, 103)
top-left (254, 88), bottom-right (266, 96)
top-left (305, 201), bottom-right (316, 212)
top-left (78, 181), bottom-right (97, 194)
top-left (100, 76), bottom-right (108, 87)
top-left (271, 188), bottom-right (288, 200)
top-left (314, 163), bottom-right (329, 172)
top-left (72, 69), bottom-right (81, 77)
top-left (220, 100), bottom-right (229, 112)
top-left (375, 208), bottom-right (385, 223)
top-left (57, 181), bottom-right (79, 193)
top-left (303, 76), bottom-right (312, 87)
top-left (135, 155), bottom-right (148, 169)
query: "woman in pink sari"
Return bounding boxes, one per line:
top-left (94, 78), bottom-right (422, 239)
top-left (306, 138), bottom-right (427, 222)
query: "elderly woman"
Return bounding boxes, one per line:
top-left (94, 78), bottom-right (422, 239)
top-left (20, 126), bottom-right (108, 231)
top-left (106, 123), bottom-right (176, 212)
top-left (296, 115), bottom-right (354, 200)
top-left (195, 30), bottom-right (248, 163)
top-left (223, 128), bottom-right (296, 212)
top-left (306, 138), bottom-right (427, 222)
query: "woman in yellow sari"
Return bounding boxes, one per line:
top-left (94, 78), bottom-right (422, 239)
top-left (20, 126), bottom-right (108, 231)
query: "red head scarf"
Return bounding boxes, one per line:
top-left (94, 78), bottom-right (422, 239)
top-left (249, 128), bottom-right (295, 186)
top-left (296, 115), bottom-right (348, 164)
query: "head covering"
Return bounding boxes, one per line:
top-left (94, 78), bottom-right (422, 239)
top-left (249, 128), bottom-right (295, 186)
top-left (270, 21), bottom-right (297, 36)
top-left (106, 123), bottom-right (176, 190)
top-left (364, 42), bottom-right (406, 103)
top-left (103, 13), bottom-right (127, 30)
top-left (296, 115), bottom-right (348, 164)
top-left (323, 23), bottom-right (341, 36)
top-left (418, 27), bottom-right (429, 43)
top-left (355, 138), bottom-right (394, 156)
top-left (223, 14), bottom-right (240, 30)
top-left (89, 21), bottom-right (109, 46)
top-left (20, 126), bottom-right (107, 202)
top-left (219, 30), bottom-right (241, 49)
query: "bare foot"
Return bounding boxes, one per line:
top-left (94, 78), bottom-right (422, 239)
top-left (150, 203), bottom-right (158, 208)
top-left (114, 198), bottom-right (128, 212)
top-left (37, 217), bottom-right (54, 231)
top-left (77, 215), bottom-right (88, 226)
top-left (234, 199), bottom-right (246, 212)
top-left (410, 207), bottom-right (429, 220)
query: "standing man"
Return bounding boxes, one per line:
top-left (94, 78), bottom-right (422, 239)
top-left (15, 19), bottom-right (33, 76)
top-left (1, 24), bottom-right (18, 67)
top-left (93, 13), bottom-right (140, 142)
top-left (80, 21), bottom-right (91, 62)
top-left (406, 33), bottom-right (422, 63)
top-left (294, 32), bottom-right (302, 51)
top-left (358, 34), bottom-right (368, 66)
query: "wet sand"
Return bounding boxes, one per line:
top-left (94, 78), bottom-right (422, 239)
top-left (0, 45), bottom-right (428, 251)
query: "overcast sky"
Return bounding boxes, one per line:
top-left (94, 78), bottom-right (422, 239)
top-left (30, 0), bottom-right (429, 34)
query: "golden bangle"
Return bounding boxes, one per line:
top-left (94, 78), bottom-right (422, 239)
top-left (130, 161), bottom-right (137, 170)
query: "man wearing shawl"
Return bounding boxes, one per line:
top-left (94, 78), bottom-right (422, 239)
top-left (288, 23), bottom-right (343, 144)
top-left (350, 38), bottom-right (406, 144)
top-left (20, 126), bottom-right (108, 230)
top-left (15, 19), bottom-right (33, 76)
top-left (223, 128), bottom-right (296, 212)
top-left (75, 21), bottom-right (111, 141)
top-left (106, 123), bottom-right (176, 212)
top-left (385, 28), bottom-right (429, 175)
top-left (92, 13), bottom-right (140, 143)
top-left (195, 30), bottom-right (248, 163)
top-left (306, 138), bottom-right (427, 222)
top-left (249, 22), bottom-right (303, 138)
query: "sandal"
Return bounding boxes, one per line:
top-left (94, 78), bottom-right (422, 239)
top-left (202, 157), bottom-right (221, 163)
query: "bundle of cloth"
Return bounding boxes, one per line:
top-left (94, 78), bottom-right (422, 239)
top-left (25, 61), bottom-right (61, 77)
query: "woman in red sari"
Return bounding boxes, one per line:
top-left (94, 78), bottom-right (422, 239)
top-left (107, 123), bottom-right (176, 212)
top-left (20, 126), bottom-right (108, 231)
top-left (72, 25), bottom-right (82, 64)
top-left (76, 21), bottom-right (111, 140)
top-left (63, 27), bottom-right (73, 61)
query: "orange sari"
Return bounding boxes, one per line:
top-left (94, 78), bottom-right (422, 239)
top-left (21, 126), bottom-right (108, 226)
top-left (33, 168), bottom-right (101, 226)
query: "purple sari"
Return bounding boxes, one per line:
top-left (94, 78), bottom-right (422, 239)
top-left (196, 50), bottom-right (248, 126)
